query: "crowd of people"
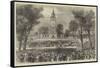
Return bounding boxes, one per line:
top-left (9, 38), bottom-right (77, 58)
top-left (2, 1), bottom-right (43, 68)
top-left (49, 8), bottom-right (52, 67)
top-left (16, 40), bottom-right (96, 63)
top-left (17, 49), bottom-right (75, 63)
top-left (16, 48), bottom-right (96, 63)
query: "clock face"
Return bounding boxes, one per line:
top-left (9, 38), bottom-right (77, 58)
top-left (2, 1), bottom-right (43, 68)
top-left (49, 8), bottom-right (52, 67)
top-left (51, 21), bottom-right (56, 27)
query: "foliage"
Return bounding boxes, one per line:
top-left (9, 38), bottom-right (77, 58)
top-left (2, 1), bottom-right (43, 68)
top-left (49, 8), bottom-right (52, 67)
top-left (69, 20), bottom-right (78, 37)
top-left (64, 29), bottom-right (70, 37)
top-left (69, 20), bottom-right (78, 32)
top-left (72, 9), bottom-right (95, 50)
top-left (38, 26), bottom-right (49, 34)
top-left (56, 24), bottom-right (64, 38)
top-left (16, 5), bottom-right (43, 50)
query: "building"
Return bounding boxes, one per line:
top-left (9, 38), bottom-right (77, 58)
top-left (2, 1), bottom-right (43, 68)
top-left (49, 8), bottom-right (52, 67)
top-left (49, 9), bottom-right (57, 38)
top-left (34, 9), bottom-right (57, 39)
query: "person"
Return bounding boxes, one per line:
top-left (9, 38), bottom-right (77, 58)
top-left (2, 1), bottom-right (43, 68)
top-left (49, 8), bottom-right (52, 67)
top-left (19, 53), bottom-right (24, 62)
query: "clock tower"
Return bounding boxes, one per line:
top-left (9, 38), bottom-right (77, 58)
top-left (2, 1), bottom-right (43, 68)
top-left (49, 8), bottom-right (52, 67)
top-left (49, 9), bottom-right (57, 38)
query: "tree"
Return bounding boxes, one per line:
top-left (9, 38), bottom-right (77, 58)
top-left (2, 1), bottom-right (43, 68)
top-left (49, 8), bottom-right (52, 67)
top-left (16, 15), bottom-right (27, 51)
top-left (72, 9), bottom-right (95, 50)
top-left (56, 24), bottom-right (64, 38)
top-left (72, 10), bottom-right (86, 50)
top-left (16, 5), bottom-right (43, 50)
top-left (83, 10), bottom-right (95, 49)
top-left (64, 29), bottom-right (70, 38)
top-left (69, 20), bottom-right (78, 37)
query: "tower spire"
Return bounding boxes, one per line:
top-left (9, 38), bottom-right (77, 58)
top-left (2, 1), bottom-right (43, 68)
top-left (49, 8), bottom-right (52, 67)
top-left (50, 9), bottom-right (56, 21)
top-left (51, 9), bottom-right (56, 18)
top-left (49, 9), bottom-right (57, 38)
